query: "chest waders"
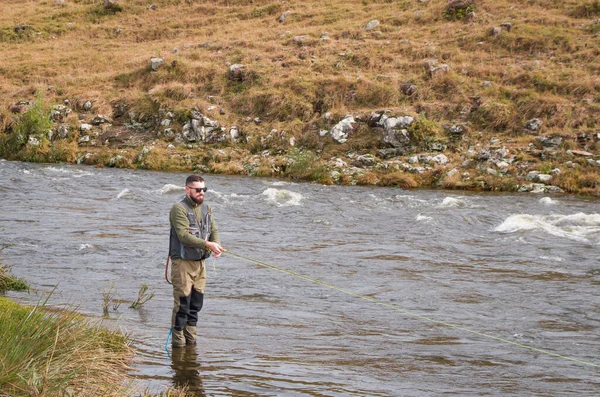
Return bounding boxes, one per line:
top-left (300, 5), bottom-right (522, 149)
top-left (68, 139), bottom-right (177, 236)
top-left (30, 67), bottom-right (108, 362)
top-left (168, 199), bottom-right (212, 347)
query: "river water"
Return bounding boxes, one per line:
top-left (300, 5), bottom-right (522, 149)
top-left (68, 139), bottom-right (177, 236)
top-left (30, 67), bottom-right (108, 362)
top-left (1, 159), bottom-right (599, 396)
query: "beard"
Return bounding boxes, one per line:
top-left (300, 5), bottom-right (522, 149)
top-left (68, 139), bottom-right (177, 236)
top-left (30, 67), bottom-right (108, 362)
top-left (190, 194), bottom-right (204, 205)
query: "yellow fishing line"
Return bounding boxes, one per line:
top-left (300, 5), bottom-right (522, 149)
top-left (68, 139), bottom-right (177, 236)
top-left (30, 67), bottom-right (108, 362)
top-left (224, 251), bottom-right (600, 369)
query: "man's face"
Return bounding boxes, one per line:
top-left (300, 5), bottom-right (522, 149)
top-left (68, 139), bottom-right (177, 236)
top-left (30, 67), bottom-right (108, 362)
top-left (186, 181), bottom-right (206, 205)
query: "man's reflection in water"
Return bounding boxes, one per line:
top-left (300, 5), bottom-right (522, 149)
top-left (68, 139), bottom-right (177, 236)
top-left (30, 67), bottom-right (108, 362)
top-left (171, 346), bottom-right (206, 396)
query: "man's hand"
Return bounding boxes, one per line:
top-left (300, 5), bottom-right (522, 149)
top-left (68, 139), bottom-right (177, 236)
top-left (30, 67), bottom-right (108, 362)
top-left (205, 241), bottom-right (226, 258)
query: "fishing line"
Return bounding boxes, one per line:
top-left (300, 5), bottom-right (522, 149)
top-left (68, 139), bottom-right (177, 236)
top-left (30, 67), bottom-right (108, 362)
top-left (224, 251), bottom-right (600, 369)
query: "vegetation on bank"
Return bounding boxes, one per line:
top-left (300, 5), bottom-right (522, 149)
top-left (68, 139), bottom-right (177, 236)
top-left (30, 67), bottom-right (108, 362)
top-left (0, 0), bottom-right (599, 195)
top-left (0, 257), bottom-right (189, 396)
top-left (0, 296), bottom-right (134, 396)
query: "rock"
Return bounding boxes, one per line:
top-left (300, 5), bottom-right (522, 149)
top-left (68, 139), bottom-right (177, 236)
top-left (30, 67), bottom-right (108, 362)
top-left (10, 103), bottom-right (27, 113)
top-left (423, 59), bottom-right (437, 72)
top-left (482, 81), bottom-right (493, 87)
top-left (278, 11), bottom-right (290, 23)
top-left (447, 0), bottom-right (473, 12)
top-left (570, 150), bottom-right (594, 157)
top-left (90, 115), bottom-right (112, 125)
top-left (501, 22), bottom-right (512, 32)
top-left (431, 154), bottom-right (449, 165)
top-left (50, 105), bottom-right (71, 122)
top-left (330, 115), bottom-right (356, 143)
top-left (525, 118), bottom-right (543, 133)
top-left (318, 129), bottom-right (329, 137)
top-left (428, 142), bottom-right (446, 151)
top-left (163, 129), bottom-right (175, 141)
top-left (14, 24), bottom-right (30, 33)
top-left (103, 0), bottom-right (118, 9)
top-left (229, 126), bottom-right (240, 141)
top-left (364, 20), bottom-right (380, 31)
top-left (355, 154), bottom-right (376, 166)
top-left (379, 115), bottom-right (414, 148)
top-left (519, 183), bottom-right (563, 194)
top-left (400, 83), bottom-right (417, 96)
top-left (108, 155), bottom-right (124, 167)
top-left (477, 149), bottom-right (491, 160)
top-left (56, 124), bottom-right (70, 139)
top-left (228, 64), bottom-right (245, 81)
top-left (27, 136), bottom-right (40, 146)
top-left (537, 174), bottom-right (552, 183)
top-left (320, 32), bottom-right (330, 41)
top-left (83, 100), bottom-right (93, 111)
top-left (430, 64), bottom-right (450, 77)
top-left (537, 136), bottom-right (562, 149)
top-left (490, 27), bottom-right (502, 36)
top-left (525, 171), bottom-right (539, 181)
top-left (293, 36), bottom-right (307, 44)
top-left (377, 148), bottom-right (408, 158)
top-left (148, 4), bottom-right (157, 10)
top-left (444, 123), bottom-right (468, 140)
top-left (150, 57), bottom-right (163, 71)
top-left (80, 123), bottom-right (92, 132)
top-left (494, 147), bottom-right (510, 159)
top-left (78, 135), bottom-right (90, 143)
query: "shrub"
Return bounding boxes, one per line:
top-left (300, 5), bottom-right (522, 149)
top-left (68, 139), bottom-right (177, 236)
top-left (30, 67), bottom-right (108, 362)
top-left (284, 148), bottom-right (329, 182)
top-left (0, 99), bottom-right (52, 160)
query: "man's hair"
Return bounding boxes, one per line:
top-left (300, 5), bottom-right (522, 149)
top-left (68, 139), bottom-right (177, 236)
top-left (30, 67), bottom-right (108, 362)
top-left (185, 175), bottom-right (205, 185)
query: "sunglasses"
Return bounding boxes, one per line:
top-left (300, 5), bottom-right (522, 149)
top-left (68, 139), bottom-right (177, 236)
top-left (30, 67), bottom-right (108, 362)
top-left (187, 186), bottom-right (207, 193)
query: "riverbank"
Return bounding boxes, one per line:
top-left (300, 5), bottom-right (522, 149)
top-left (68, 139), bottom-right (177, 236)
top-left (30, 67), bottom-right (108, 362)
top-left (1, 0), bottom-right (599, 196)
top-left (0, 262), bottom-right (186, 396)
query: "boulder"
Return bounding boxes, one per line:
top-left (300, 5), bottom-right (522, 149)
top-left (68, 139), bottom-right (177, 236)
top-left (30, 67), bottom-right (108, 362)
top-left (330, 115), bottom-right (356, 143)
top-left (525, 118), bottom-right (543, 133)
top-left (150, 57), bottom-right (163, 71)
top-left (278, 11), bottom-right (290, 23)
top-left (228, 64), bottom-right (245, 82)
top-left (364, 20), bottom-right (380, 31)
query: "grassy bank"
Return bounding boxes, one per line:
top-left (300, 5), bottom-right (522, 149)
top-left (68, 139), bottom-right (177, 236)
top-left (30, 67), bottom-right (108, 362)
top-left (0, 293), bottom-right (136, 396)
top-left (0, 0), bottom-right (599, 195)
top-left (0, 262), bottom-right (187, 396)
top-left (0, 256), bottom-right (137, 397)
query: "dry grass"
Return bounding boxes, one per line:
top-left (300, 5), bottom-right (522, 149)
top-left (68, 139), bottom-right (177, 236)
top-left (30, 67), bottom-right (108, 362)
top-left (0, 0), bottom-right (599, 193)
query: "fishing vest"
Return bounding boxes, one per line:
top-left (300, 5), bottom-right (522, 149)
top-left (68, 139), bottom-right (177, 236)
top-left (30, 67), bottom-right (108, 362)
top-left (169, 198), bottom-right (212, 261)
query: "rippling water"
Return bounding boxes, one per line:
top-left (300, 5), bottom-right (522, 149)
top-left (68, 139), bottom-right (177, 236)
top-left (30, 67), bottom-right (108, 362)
top-left (1, 160), bottom-right (599, 396)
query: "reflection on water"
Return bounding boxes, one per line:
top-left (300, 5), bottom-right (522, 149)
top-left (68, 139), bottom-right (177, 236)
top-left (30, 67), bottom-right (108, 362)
top-left (171, 347), bottom-right (205, 396)
top-left (1, 160), bottom-right (600, 396)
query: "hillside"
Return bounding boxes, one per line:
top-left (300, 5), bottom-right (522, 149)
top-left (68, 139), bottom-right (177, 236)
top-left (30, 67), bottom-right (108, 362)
top-left (1, 0), bottom-right (599, 195)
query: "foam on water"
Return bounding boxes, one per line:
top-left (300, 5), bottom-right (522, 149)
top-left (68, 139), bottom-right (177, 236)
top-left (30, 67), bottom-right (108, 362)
top-left (539, 255), bottom-right (564, 262)
top-left (495, 213), bottom-right (600, 243)
top-left (116, 189), bottom-right (132, 199)
top-left (262, 188), bottom-right (303, 207)
top-left (157, 184), bottom-right (185, 195)
top-left (539, 197), bottom-right (557, 205)
top-left (78, 243), bottom-right (93, 251)
top-left (43, 166), bottom-right (93, 178)
top-left (416, 214), bottom-right (433, 222)
top-left (438, 197), bottom-right (464, 208)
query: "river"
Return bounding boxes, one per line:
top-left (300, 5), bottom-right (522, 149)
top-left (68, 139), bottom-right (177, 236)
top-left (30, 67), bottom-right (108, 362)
top-left (1, 159), bottom-right (599, 396)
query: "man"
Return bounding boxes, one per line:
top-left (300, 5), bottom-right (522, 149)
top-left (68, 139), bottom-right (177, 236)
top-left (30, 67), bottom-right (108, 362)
top-left (169, 175), bottom-right (225, 348)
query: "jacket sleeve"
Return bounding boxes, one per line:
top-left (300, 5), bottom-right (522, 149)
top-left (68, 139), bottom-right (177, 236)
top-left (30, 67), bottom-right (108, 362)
top-left (170, 203), bottom-right (208, 249)
top-left (208, 205), bottom-right (221, 244)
